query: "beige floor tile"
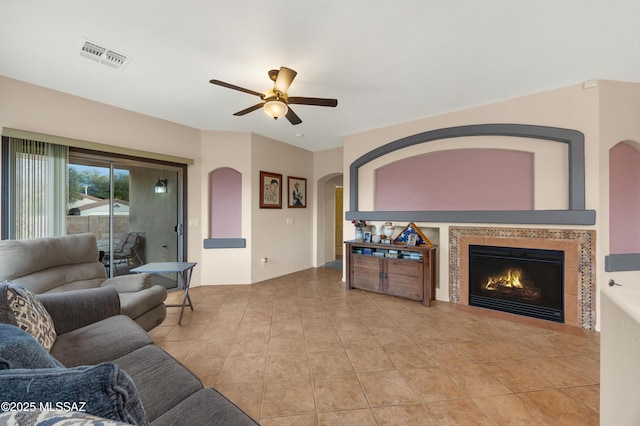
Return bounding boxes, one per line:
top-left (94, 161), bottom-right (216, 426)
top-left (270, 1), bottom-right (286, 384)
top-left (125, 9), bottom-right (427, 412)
top-left (312, 374), bottom-right (368, 412)
top-left (518, 389), bottom-right (599, 425)
top-left (308, 349), bottom-right (354, 377)
top-left (526, 357), bottom-right (596, 388)
top-left (383, 344), bottom-right (437, 369)
top-left (372, 403), bottom-right (437, 425)
top-left (426, 398), bottom-right (496, 426)
top-left (215, 381), bottom-right (263, 420)
top-left (266, 352), bottom-right (311, 380)
top-left (442, 362), bottom-right (512, 397)
top-left (561, 384), bottom-right (600, 414)
top-left (261, 376), bottom-right (315, 418)
top-left (346, 346), bottom-right (395, 372)
top-left (480, 359), bottom-right (555, 393)
top-left (260, 414), bottom-right (318, 426)
top-left (474, 394), bottom-right (556, 426)
top-left (154, 268), bottom-right (601, 425)
top-left (216, 353), bottom-right (267, 385)
top-left (400, 367), bottom-right (467, 402)
top-left (317, 409), bottom-right (377, 426)
top-left (357, 370), bottom-right (418, 406)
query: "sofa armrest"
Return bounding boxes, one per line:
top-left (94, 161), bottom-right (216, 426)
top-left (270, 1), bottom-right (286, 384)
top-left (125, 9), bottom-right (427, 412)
top-left (101, 273), bottom-right (151, 293)
top-left (37, 287), bottom-right (120, 335)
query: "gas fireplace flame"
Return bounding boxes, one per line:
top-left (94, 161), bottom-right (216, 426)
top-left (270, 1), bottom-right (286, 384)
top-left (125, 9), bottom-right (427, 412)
top-left (484, 268), bottom-right (524, 291)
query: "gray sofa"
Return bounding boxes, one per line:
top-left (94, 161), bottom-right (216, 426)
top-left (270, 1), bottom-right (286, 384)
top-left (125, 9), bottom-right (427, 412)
top-left (2, 286), bottom-right (257, 424)
top-left (0, 233), bottom-right (166, 331)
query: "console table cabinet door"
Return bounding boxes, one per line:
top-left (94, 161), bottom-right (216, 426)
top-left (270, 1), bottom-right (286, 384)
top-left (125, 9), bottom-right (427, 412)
top-left (385, 259), bottom-right (423, 301)
top-left (351, 255), bottom-right (382, 292)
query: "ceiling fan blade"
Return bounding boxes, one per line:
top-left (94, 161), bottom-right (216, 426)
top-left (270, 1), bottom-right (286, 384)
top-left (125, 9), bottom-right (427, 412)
top-left (209, 79), bottom-right (264, 98)
top-left (274, 67), bottom-right (297, 95)
top-left (285, 106), bottom-right (302, 125)
top-left (233, 103), bottom-right (264, 116)
top-left (288, 97), bottom-right (338, 107)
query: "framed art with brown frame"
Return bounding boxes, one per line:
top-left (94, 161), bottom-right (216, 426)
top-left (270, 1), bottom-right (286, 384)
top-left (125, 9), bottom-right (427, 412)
top-left (288, 176), bottom-right (307, 208)
top-left (260, 171), bottom-right (282, 209)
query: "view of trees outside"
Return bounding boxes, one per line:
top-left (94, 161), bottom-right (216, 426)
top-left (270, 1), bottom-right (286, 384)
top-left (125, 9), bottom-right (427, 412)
top-left (68, 166), bottom-right (130, 202)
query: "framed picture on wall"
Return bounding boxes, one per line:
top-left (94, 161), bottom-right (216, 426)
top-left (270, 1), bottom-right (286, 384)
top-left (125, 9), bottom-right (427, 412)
top-left (288, 176), bottom-right (307, 208)
top-left (260, 171), bottom-right (282, 208)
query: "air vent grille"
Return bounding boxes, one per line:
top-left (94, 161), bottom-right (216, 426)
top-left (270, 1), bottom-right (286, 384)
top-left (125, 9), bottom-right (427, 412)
top-left (79, 39), bottom-right (131, 70)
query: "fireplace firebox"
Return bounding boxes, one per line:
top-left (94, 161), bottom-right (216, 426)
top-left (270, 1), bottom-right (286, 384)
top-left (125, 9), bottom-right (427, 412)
top-left (469, 245), bottom-right (564, 323)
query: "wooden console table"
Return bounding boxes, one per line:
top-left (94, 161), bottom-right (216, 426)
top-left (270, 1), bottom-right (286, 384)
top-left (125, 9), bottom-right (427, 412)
top-left (345, 241), bottom-right (437, 306)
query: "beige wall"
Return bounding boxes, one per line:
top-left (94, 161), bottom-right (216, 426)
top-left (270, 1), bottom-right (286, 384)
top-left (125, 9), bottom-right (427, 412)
top-left (313, 147), bottom-right (344, 267)
top-left (250, 133), bottom-right (314, 282)
top-left (0, 75), bottom-right (323, 286)
top-left (343, 81), bottom-right (640, 328)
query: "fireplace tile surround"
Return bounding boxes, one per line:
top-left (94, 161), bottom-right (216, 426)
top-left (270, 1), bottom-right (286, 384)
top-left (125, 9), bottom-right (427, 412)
top-left (449, 226), bottom-right (596, 330)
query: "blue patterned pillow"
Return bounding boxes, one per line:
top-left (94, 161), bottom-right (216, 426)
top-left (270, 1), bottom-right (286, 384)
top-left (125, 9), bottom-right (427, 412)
top-left (0, 363), bottom-right (148, 425)
top-left (0, 281), bottom-right (56, 351)
top-left (0, 323), bottom-right (62, 369)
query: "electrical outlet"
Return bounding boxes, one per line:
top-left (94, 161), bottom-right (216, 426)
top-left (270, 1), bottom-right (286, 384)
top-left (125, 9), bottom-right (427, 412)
top-left (286, 218), bottom-right (294, 225)
top-left (188, 219), bottom-right (200, 227)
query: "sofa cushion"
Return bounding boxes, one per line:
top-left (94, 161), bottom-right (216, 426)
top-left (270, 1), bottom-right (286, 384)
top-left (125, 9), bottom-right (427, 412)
top-left (0, 234), bottom-right (106, 294)
top-left (50, 315), bottom-right (152, 367)
top-left (0, 323), bottom-right (63, 369)
top-left (119, 285), bottom-right (167, 320)
top-left (113, 344), bottom-right (203, 422)
top-left (152, 388), bottom-right (259, 426)
top-left (0, 282), bottom-right (56, 351)
top-left (0, 363), bottom-right (148, 425)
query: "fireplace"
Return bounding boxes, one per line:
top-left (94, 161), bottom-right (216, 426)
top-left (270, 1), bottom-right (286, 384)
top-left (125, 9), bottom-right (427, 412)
top-left (469, 245), bottom-right (564, 323)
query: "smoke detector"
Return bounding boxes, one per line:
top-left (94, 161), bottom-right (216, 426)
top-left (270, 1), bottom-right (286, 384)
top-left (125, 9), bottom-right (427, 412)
top-left (78, 38), bottom-right (131, 70)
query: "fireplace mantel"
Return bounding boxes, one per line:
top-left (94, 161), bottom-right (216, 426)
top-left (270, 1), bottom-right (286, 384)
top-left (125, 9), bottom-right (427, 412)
top-left (449, 226), bottom-right (596, 330)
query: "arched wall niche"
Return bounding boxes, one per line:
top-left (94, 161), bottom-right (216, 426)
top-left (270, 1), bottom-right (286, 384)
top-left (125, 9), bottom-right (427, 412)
top-left (204, 167), bottom-right (245, 249)
top-left (605, 141), bottom-right (640, 271)
top-left (347, 123), bottom-right (596, 225)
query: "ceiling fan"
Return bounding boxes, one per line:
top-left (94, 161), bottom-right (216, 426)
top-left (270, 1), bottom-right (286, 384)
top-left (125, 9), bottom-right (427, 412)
top-left (209, 66), bottom-right (338, 125)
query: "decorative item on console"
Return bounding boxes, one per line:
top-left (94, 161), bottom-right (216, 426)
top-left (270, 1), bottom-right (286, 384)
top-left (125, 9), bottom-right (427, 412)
top-left (372, 224), bottom-right (382, 244)
top-left (394, 222), bottom-right (434, 247)
top-left (352, 219), bottom-right (366, 241)
top-left (381, 222), bottom-right (394, 244)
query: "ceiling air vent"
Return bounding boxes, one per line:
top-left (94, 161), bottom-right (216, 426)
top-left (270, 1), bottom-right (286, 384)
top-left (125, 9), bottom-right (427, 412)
top-left (78, 39), bottom-right (131, 70)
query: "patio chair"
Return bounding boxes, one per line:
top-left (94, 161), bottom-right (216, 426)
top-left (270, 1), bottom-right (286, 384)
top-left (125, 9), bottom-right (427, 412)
top-left (102, 232), bottom-right (145, 271)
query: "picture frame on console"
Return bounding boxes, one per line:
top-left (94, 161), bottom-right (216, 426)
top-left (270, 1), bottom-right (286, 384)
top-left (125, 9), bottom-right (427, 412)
top-left (363, 231), bottom-right (372, 243)
top-left (260, 171), bottom-right (282, 209)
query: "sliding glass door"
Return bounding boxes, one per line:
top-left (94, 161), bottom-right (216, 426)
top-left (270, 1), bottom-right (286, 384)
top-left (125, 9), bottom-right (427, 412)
top-left (68, 152), bottom-right (184, 288)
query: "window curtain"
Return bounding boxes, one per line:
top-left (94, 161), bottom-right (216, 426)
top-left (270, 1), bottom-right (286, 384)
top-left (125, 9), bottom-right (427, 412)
top-left (6, 138), bottom-right (68, 239)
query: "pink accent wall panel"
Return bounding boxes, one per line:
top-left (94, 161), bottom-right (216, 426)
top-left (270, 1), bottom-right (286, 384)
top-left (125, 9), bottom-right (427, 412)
top-left (375, 149), bottom-right (534, 211)
top-left (609, 142), bottom-right (640, 254)
top-left (209, 167), bottom-right (242, 238)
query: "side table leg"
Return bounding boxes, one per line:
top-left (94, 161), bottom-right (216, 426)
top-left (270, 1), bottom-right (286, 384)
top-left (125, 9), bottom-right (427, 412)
top-left (177, 267), bottom-right (195, 325)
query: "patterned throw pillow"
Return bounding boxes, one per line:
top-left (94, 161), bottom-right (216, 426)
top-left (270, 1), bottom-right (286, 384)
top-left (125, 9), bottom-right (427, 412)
top-left (0, 282), bottom-right (56, 352)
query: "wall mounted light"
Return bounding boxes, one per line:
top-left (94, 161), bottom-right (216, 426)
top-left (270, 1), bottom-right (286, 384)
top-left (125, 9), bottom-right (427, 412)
top-left (154, 178), bottom-right (168, 194)
top-left (263, 98), bottom-right (288, 120)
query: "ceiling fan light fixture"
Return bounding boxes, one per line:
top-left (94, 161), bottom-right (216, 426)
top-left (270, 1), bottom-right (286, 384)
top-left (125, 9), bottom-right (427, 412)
top-left (263, 99), bottom-right (288, 119)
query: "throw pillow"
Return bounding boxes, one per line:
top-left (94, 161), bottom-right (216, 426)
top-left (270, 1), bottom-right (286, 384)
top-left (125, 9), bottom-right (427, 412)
top-left (0, 410), bottom-right (132, 425)
top-left (0, 363), bottom-right (148, 425)
top-left (0, 323), bottom-right (63, 369)
top-left (0, 281), bottom-right (56, 351)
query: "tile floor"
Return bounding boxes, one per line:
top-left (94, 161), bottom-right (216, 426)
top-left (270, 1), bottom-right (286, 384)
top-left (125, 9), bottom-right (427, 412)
top-left (150, 267), bottom-right (600, 425)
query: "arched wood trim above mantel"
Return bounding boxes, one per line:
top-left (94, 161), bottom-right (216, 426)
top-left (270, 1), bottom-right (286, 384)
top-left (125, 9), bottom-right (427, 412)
top-left (346, 123), bottom-right (596, 225)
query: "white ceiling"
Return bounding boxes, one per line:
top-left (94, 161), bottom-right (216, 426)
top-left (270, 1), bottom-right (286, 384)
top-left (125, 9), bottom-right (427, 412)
top-left (1, 1), bottom-right (639, 151)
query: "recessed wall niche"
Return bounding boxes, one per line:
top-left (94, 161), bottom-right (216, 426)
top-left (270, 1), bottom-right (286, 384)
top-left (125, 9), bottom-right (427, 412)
top-left (209, 167), bottom-right (241, 238)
